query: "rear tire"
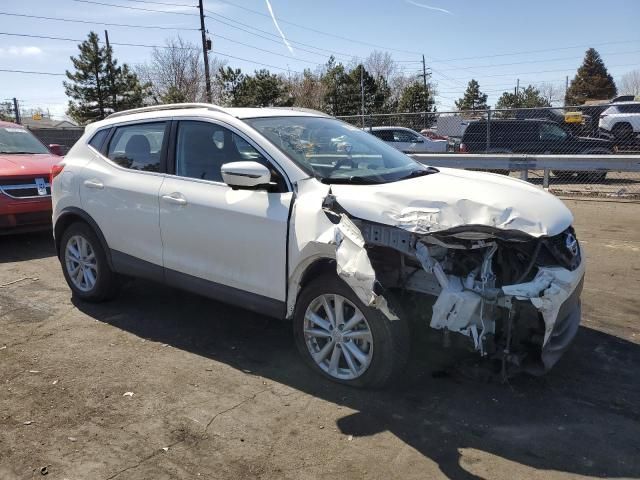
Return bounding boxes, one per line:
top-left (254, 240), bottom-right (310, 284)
top-left (60, 222), bottom-right (119, 302)
top-left (612, 123), bottom-right (634, 143)
top-left (293, 274), bottom-right (410, 389)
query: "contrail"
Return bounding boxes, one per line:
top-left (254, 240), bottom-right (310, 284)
top-left (264, 0), bottom-right (294, 55)
top-left (405, 0), bottom-right (452, 15)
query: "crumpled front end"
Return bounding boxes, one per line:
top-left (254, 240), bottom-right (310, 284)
top-left (288, 177), bottom-right (585, 377)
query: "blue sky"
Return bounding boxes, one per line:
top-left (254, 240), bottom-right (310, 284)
top-left (1, 0), bottom-right (638, 119)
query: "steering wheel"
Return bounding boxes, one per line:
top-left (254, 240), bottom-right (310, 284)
top-left (329, 157), bottom-right (356, 173)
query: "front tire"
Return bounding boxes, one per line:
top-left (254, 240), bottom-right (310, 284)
top-left (293, 274), bottom-right (409, 388)
top-left (60, 222), bottom-right (119, 302)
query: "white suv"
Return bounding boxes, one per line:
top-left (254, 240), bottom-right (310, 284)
top-left (52, 103), bottom-right (585, 388)
top-left (599, 101), bottom-right (640, 141)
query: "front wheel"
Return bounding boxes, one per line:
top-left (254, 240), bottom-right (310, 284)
top-left (60, 222), bottom-right (119, 302)
top-left (293, 274), bottom-right (410, 388)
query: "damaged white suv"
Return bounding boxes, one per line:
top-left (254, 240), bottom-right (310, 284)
top-left (52, 104), bottom-right (585, 388)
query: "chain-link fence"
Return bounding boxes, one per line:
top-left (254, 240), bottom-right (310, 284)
top-left (338, 103), bottom-right (640, 198)
top-left (28, 127), bottom-right (84, 154)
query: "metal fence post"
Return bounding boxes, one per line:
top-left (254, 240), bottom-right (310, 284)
top-left (543, 168), bottom-right (550, 189)
top-left (486, 108), bottom-right (491, 152)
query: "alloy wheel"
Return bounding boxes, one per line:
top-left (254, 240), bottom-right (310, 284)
top-left (303, 293), bottom-right (374, 380)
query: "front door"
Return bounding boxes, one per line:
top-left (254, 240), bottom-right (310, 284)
top-left (159, 120), bottom-right (292, 309)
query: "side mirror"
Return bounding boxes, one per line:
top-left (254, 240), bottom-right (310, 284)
top-left (221, 161), bottom-right (272, 189)
top-left (49, 144), bottom-right (63, 156)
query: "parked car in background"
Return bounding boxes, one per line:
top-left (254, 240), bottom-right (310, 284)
top-left (368, 126), bottom-right (447, 153)
top-left (599, 102), bottom-right (640, 143)
top-left (52, 103), bottom-right (585, 388)
top-left (420, 128), bottom-right (448, 141)
top-left (0, 120), bottom-right (62, 234)
top-left (460, 118), bottom-right (613, 179)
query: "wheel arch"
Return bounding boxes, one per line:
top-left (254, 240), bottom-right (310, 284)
top-left (286, 255), bottom-right (336, 320)
top-left (54, 207), bottom-right (113, 269)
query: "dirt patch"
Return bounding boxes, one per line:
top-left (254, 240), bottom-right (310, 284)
top-left (1, 202), bottom-right (639, 479)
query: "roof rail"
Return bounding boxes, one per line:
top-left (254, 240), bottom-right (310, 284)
top-left (271, 106), bottom-right (331, 117)
top-left (106, 103), bottom-right (228, 119)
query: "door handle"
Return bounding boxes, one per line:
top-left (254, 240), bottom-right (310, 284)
top-left (83, 179), bottom-right (104, 189)
top-left (161, 193), bottom-right (187, 206)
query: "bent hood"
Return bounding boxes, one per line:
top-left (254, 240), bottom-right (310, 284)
top-left (0, 153), bottom-right (61, 177)
top-left (330, 167), bottom-right (573, 237)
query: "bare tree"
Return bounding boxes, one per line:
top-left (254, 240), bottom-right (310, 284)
top-left (136, 37), bottom-right (204, 104)
top-left (364, 50), bottom-right (397, 82)
top-left (619, 70), bottom-right (640, 96)
top-left (537, 82), bottom-right (565, 106)
top-left (287, 69), bottom-right (326, 110)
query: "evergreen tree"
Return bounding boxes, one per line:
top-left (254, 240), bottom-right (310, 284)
top-left (215, 67), bottom-right (245, 106)
top-left (397, 81), bottom-right (436, 130)
top-left (455, 79), bottom-right (488, 111)
top-left (236, 69), bottom-right (292, 107)
top-left (495, 85), bottom-right (551, 110)
top-left (64, 32), bottom-right (148, 124)
top-left (565, 48), bottom-right (617, 105)
top-left (398, 81), bottom-right (435, 113)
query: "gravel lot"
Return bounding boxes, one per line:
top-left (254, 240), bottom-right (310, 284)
top-left (1, 198), bottom-right (639, 480)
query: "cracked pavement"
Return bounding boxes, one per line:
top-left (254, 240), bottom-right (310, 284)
top-left (1, 198), bottom-right (640, 479)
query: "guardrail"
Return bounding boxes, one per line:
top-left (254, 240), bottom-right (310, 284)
top-left (409, 153), bottom-right (640, 197)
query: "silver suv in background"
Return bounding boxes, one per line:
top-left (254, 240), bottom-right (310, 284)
top-left (599, 101), bottom-right (640, 143)
top-left (368, 126), bottom-right (448, 153)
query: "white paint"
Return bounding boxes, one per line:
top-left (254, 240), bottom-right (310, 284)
top-left (331, 167), bottom-right (573, 237)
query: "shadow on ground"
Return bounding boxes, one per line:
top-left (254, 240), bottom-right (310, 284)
top-left (0, 230), bottom-right (55, 263)
top-left (71, 278), bottom-right (640, 480)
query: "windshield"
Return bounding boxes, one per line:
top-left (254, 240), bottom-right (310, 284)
top-left (244, 116), bottom-right (435, 184)
top-left (0, 126), bottom-right (49, 154)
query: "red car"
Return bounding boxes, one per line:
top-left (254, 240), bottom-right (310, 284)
top-left (0, 120), bottom-right (64, 234)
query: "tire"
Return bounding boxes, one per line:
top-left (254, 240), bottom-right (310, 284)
top-left (293, 273), bottom-right (410, 389)
top-left (60, 222), bottom-right (119, 302)
top-left (612, 123), bottom-right (633, 143)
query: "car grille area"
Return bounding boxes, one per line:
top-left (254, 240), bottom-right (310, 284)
top-left (0, 177), bottom-right (51, 199)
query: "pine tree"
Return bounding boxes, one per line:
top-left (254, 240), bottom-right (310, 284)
top-left (64, 32), bottom-right (148, 124)
top-left (565, 48), bottom-right (617, 105)
top-left (495, 85), bottom-right (551, 110)
top-left (455, 79), bottom-right (488, 111)
top-left (397, 81), bottom-right (436, 130)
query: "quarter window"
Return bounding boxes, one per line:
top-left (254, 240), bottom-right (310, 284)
top-left (106, 122), bottom-right (166, 171)
top-left (175, 121), bottom-right (268, 182)
top-left (88, 128), bottom-right (110, 151)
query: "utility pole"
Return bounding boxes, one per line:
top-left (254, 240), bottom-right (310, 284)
top-left (565, 75), bottom-right (569, 91)
top-left (515, 78), bottom-right (520, 96)
top-left (104, 30), bottom-right (117, 111)
top-left (198, 0), bottom-right (212, 103)
top-left (420, 54), bottom-right (429, 129)
top-left (12, 97), bottom-right (21, 124)
top-left (360, 66), bottom-right (365, 128)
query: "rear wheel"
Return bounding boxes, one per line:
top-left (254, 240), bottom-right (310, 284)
top-left (60, 222), bottom-right (119, 302)
top-left (612, 123), bottom-right (634, 143)
top-left (293, 274), bottom-right (409, 388)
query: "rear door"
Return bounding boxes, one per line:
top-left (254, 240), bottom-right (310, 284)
top-left (81, 121), bottom-right (168, 271)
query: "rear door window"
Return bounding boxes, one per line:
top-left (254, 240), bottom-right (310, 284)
top-left (106, 122), bottom-right (167, 171)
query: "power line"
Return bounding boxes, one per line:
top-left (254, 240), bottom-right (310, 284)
top-left (209, 0), bottom-right (423, 56)
top-left (71, 0), bottom-right (198, 16)
top-left (447, 62), bottom-right (639, 80)
top-left (0, 68), bottom-right (66, 76)
top-left (429, 40), bottom-right (640, 64)
top-left (0, 31), bottom-right (320, 65)
top-left (118, 0), bottom-right (195, 7)
top-left (0, 11), bottom-right (199, 30)
top-left (436, 49), bottom-right (640, 72)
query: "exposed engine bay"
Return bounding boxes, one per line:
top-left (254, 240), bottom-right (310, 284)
top-left (287, 176), bottom-right (585, 378)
